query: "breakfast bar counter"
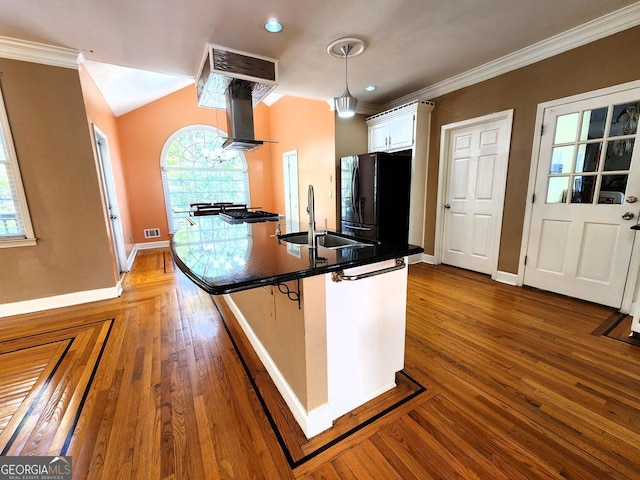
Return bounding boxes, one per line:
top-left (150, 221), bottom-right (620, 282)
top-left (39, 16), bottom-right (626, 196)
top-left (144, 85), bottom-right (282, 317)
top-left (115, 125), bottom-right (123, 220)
top-left (171, 215), bottom-right (423, 438)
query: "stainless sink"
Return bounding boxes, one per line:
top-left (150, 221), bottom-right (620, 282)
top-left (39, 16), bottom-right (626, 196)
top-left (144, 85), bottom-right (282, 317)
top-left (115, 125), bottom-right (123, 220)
top-left (279, 232), bottom-right (377, 249)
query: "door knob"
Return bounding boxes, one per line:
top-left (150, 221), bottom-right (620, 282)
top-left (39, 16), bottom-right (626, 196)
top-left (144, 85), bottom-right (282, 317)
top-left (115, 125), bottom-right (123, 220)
top-left (626, 196), bottom-right (638, 203)
top-left (110, 215), bottom-right (117, 220)
top-left (622, 212), bottom-right (635, 220)
top-left (444, 204), bottom-right (451, 209)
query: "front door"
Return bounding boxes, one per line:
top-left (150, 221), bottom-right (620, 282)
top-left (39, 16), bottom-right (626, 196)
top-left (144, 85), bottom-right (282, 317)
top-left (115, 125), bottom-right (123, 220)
top-left (524, 89), bottom-right (640, 308)
top-left (441, 111), bottom-right (512, 275)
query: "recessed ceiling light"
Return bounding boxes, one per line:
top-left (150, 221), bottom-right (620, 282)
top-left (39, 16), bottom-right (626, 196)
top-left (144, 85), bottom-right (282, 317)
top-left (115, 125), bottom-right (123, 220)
top-left (364, 85), bottom-right (377, 92)
top-left (264, 18), bottom-right (282, 33)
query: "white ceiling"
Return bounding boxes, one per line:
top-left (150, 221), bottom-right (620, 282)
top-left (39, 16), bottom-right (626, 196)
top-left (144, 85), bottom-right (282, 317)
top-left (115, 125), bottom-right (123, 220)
top-left (0, 0), bottom-right (638, 116)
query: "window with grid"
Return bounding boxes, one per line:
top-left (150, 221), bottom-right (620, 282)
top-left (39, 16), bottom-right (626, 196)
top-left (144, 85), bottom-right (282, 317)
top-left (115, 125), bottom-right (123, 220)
top-left (0, 85), bottom-right (35, 247)
top-left (161, 125), bottom-right (250, 232)
top-left (546, 100), bottom-right (639, 204)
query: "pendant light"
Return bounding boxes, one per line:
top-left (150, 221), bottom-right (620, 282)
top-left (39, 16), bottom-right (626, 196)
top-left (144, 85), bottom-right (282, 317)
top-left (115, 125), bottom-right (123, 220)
top-left (335, 44), bottom-right (357, 118)
top-left (327, 38), bottom-right (366, 118)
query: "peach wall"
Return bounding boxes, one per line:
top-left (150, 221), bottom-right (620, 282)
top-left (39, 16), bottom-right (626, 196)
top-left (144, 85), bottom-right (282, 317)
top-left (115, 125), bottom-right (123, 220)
top-left (115, 86), bottom-right (274, 244)
top-left (78, 66), bottom-right (135, 260)
top-left (268, 96), bottom-right (336, 229)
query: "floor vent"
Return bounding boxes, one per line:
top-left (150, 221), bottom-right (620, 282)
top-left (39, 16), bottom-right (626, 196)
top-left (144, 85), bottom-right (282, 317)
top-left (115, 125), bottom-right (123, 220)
top-left (144, 228), bottom-right (161, 239)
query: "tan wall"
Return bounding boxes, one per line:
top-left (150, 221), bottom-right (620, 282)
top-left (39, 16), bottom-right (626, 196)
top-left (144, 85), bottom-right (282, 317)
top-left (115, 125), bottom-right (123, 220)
top-left (229, 274), bottom-right (329, 412)
top-left (268, 96), bottom-right (336, 229)
top-left (115, 86), bottom-right (275, 243)
top-left (0, 59), bottom-right (116, 303)
top-left (334, 113), bottom-right (369, 223)
top-left (230, 283), bottom-right (311, 408)
top-left (426, 26), bottom-right (640, 273)
top-left (335, 113), bottom-right (368, 160)
top-left (78, 66), bottom-right (135, 259)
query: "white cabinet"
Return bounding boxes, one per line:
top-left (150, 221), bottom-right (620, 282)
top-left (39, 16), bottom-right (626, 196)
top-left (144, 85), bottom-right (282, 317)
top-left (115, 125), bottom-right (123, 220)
top-left (366, 101), bottom-right (435, 261)
top-left (368, 123), bottom-right (390, 152)
top-left (368, 112), bottom-right (415, 152)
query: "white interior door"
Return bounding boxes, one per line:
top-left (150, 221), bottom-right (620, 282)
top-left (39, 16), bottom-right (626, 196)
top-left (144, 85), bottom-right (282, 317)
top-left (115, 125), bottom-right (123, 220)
top-left (440, 111), bottom-right (512, 275)
top-left (283, 150), bottom-right (299, 232)
top-left (524, 89), bottom-right (640, 308)
top-left (93, 125), bottom-right (127, 275)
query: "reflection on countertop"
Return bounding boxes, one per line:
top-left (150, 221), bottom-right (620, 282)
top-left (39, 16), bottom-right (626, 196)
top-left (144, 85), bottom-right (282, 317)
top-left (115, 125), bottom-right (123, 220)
top-left (170, 216), bottom-right (423, 295)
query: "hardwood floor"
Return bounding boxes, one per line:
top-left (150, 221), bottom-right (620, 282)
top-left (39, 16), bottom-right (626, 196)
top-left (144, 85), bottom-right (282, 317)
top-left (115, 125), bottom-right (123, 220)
top-left (0, 249), bottom-right (639, 479)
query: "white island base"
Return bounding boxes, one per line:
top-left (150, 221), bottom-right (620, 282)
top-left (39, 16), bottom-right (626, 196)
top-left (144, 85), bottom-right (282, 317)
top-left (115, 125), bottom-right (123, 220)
top-left (223, 257), bottom-right (409, 438)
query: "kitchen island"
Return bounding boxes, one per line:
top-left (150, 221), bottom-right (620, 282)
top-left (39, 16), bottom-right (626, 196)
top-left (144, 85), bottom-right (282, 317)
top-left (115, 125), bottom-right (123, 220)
top-left (171, 215), bottom-right (423, 437)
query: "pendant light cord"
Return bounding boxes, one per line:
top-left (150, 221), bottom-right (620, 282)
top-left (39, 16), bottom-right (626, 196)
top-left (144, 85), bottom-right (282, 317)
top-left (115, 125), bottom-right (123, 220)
top-left (341, 44), bottom-right (352, 91)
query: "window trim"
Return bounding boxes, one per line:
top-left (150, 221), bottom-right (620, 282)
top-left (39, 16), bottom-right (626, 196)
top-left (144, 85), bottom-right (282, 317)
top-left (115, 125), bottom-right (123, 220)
top-left (0, 84), bottom-right (35, 248)
top-left (160, 124), bottom-right (250, 233)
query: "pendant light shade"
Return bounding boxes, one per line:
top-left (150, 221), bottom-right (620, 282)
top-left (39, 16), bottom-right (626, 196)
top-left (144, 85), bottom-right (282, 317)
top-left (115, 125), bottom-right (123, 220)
top-left (328, 38), bottom-right (366, 118)
top-left (334, 44), bottom-right (357, 118)
top-left (335, 86), bottom-right (357, 118)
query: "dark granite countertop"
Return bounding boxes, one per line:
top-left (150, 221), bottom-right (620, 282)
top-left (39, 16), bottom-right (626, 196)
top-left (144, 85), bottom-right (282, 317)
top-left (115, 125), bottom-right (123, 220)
top-left (170, 216), bottom-right (424, 295)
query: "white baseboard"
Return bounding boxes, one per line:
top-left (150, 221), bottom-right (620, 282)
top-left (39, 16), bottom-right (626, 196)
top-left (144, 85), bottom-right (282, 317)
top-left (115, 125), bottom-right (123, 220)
top-left (126, 249), bottom-right (137, 271)
top-left (630, 303), bottom-right (639, 335)
top-left (222, 294), bottom-right (333, 438)
top-left (0, 284), bottom-right (122, 318)
top-left (494, 270), bottom-right (518, 286)
top-left (126, 240), bottom-right (170, 271)
top-left (135, 240), bottom-right (170, 251)
top-left (421, 253), bottom-right (436, 264)
top-left (0, 241), bottom-right (171, 319)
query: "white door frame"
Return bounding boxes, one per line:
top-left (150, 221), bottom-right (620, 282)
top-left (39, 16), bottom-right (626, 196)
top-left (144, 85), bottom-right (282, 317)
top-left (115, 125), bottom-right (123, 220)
top-left (283, 150), bottom-right (299, 231)
top-left (93, 124), bottom-right (128, 276)
top-left (519, 79), bottom-right (640, 313)
top-left (434, 109), bottom-right (514, 282)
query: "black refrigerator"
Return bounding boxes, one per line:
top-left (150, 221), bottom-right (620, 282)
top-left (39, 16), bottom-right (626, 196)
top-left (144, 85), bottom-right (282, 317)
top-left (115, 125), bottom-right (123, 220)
top-left (340, 151), bottom-right (412, 244)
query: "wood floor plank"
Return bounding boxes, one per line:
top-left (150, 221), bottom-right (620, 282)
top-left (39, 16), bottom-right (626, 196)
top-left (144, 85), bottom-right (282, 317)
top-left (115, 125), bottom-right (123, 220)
top-left (0, 251), bottom-right (638, 479)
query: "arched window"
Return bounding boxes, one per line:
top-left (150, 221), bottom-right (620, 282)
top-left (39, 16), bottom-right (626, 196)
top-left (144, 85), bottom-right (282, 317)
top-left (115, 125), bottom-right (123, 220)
top-left (161, 125), bottom-right (250, 232)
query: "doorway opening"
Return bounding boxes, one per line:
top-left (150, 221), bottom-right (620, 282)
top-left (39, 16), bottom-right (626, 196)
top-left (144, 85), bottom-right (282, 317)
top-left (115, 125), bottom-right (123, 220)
top-left (93, 125), bottom-right (127, 280)
top-left (283, 150), bottom-right (299, 233)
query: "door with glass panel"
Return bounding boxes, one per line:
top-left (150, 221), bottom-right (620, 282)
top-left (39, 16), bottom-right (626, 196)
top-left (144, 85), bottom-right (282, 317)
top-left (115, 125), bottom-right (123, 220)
top-left (525, 89), bottom-right (640, 308)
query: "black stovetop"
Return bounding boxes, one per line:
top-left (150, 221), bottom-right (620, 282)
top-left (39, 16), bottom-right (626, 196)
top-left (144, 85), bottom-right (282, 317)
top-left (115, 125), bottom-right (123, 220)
top-left (220, 210), bottom-right (282, 223)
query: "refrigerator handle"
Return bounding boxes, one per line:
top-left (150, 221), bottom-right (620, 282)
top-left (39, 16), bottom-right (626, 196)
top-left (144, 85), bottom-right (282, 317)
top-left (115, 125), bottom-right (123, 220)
top-left (350, 162), bottom-right (357, 222)
top-left (353, 163), bottom-right (361, 224)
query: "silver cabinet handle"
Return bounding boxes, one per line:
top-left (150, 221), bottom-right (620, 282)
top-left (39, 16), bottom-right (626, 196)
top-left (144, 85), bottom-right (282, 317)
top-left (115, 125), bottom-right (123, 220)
top-left (623, 212), bottom-right (635, 220)
top-left (331, 258), bottom-right (405, 282)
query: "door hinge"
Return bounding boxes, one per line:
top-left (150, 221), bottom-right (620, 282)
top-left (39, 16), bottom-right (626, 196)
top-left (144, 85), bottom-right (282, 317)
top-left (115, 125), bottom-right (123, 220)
top-left (540, 124), bottom-right (544, 136)
top-left (532, 193), bottom-right (536, 203)
top-left (524, 255), bottom-right (528, 265)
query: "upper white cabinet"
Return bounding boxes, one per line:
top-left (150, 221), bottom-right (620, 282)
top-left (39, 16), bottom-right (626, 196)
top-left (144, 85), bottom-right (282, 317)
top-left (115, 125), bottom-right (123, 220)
top-left (366, 101), bottom-right (435, 261)
top-left (368, 112), bottom-right (416, 152)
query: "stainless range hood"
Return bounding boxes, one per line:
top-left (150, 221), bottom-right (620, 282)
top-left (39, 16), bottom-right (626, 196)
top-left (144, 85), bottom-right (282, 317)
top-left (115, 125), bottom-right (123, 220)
top-left (196, 44), bottom-right (278, 151)
top-left (223, 79), bottom-right (265, 151)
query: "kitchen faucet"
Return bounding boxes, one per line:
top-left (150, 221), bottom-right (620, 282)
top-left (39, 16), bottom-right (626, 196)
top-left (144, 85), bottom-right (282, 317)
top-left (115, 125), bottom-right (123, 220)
top-left (307, 184), bottom-right (326, 249)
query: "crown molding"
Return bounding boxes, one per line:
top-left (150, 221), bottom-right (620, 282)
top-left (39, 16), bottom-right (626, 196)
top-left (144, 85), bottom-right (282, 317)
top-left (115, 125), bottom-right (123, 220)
top-left (0, 35), bottom-right (84, 70)
top-left (387, 1), bottom-right (640, 108)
